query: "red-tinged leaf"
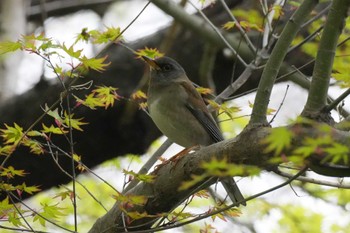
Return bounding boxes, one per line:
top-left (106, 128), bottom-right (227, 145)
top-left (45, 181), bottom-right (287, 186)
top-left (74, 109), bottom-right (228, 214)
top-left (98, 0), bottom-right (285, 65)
top-left (194, 190), bottom-right (210, 199)
top-left (16, 189), bottom-right (23, 199)
top-left (196, 87), bottom-right (213, 95)
top-left (123, 169), bottom-right (155, 183)
top-left (77, 162), bottom-right (86, 171)
top-left (222, 21), bottom-right (236, 30)
top-left (131, 90), bottom-right (147, 100)
top-left (75, 93), bottom-right (101, 109)
top-left (0, 166), bottom-right (26, 178)
top-left (16, 183), bottom-right (41, 195)
top-left (239, 21), bottom-right (263, 32)
top-left (44, 105), bottom-right (64, 124)
top-left (139, 102), bottom-right (148, 111)
top-left (0, 182), bottom-right (17, 192)
top-left (53, 191), bottom-right (72, 201)
top-left (22, 138), bottom-right (44, 155)
top-left (113, 192), bottom-right (148, 206)
top-left (200, 223), bottom-right (217, 233)
top-left (126, 211), bottom-right (154, 220)
top-left (207, 100), bottom-right (221, 112)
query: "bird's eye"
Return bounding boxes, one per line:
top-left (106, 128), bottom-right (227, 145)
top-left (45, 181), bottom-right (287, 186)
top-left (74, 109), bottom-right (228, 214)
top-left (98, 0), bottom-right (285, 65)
top-left (163, 64), bottom-right (172, 71)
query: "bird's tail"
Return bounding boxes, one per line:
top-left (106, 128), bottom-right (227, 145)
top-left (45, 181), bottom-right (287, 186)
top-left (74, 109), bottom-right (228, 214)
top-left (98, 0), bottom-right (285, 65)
top-left (221, 177), bottom-right (246, 206)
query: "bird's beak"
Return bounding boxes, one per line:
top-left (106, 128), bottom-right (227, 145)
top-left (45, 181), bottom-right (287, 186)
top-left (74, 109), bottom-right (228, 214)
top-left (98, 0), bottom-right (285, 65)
top-left (142, 56), bottom-right (160, 70)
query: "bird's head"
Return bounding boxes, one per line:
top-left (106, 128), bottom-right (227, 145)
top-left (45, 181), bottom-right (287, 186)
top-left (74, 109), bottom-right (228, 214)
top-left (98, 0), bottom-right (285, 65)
top-left (143, 56), bottom-right (186, 83)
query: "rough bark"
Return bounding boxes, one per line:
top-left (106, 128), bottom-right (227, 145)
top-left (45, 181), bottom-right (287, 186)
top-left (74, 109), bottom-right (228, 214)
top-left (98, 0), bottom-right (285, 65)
top-left (89, 124), bottom-right (350, 233)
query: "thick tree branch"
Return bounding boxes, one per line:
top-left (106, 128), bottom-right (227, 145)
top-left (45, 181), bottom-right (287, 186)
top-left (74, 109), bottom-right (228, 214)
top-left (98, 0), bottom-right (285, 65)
top-left (89, 124), bottom-right (350, 233)
top-left (249, 0), bottom-right (318, 126)
top-left (302, 0), bottom-right (350, 120)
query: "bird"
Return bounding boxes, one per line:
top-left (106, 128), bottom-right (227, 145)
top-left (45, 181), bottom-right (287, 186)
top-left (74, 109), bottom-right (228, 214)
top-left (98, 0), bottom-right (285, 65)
top-left (144, 56), bottom-right (246, 206)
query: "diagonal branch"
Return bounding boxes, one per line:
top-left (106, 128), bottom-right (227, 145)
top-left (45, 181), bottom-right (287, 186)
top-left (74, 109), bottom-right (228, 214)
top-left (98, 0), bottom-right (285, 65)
top-left (88, 124), bottom-right (350, 233)
top-left (249, 0), bottom-right (319, 126)
top-left (302, 0), bottom-right (350, 120)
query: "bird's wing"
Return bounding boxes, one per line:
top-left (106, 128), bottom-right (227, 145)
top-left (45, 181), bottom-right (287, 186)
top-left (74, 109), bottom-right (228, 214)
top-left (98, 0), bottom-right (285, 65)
top-left (179, 81), bottom-right (224, 143)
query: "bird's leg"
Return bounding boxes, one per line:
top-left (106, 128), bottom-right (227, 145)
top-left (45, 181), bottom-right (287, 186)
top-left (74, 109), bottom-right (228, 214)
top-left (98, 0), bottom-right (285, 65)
top-left (154, 145), bottom-right (200, 172)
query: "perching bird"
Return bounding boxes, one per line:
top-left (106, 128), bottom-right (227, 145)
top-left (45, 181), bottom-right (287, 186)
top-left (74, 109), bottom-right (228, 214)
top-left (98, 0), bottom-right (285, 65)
top-left (144, 56), bottom-right (245, 206)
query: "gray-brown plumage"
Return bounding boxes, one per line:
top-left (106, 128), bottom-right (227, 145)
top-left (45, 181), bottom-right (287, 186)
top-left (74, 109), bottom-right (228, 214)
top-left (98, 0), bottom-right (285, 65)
top-left (145, 56), bottom-right (245, 206)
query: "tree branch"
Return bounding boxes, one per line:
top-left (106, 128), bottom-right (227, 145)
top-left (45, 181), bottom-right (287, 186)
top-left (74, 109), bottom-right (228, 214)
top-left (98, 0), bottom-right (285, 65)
top-left (249, 0), bottom-right (318, 126)
top-left (89, 124), bottom-right (350, 233)
top-left (302, 0), bottom-right (350, 120)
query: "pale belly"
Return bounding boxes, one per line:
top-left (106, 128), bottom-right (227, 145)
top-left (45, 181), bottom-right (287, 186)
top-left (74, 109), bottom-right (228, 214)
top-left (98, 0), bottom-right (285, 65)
top-left (148, 97), bottom-right (211, 147)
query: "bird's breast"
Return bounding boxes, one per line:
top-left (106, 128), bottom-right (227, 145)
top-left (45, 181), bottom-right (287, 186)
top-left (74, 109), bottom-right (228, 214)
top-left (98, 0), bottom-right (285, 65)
top-left (148, 85), bottom-right (212, 147)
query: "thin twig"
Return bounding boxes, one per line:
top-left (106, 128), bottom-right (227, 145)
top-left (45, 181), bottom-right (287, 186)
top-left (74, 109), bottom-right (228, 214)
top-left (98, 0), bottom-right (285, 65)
top-left (287, 25), bottom-right (323, 53)
top-left (218, 0), bottom-right (256, 53)
top-left (274, 169), bottom-right (350, 188)
top-left (46, 141), bottom-right (108, 211)
top-left (301, 2), bottom-right (331, 28)
top-left (269, 84), bottom-right (289, 124)
top-left (324, 88), bottom-right (350, 112)
top-left (9, 193), bottom-right (75, 233)
top-left (7, 194), bottom-right (35, 232)
top-left (188, 0), bottom-right (248, 67)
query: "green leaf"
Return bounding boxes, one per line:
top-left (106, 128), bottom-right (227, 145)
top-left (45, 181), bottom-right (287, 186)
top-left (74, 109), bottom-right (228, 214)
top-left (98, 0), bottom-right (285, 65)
top-left (79, 55), bottom-right (110, 72)
top-left (222, 21), bottom-right (236, 30)
top-left (0, 123), bottom-right (24, 145)
top-left (16, 182), bottom-right (41, 194)
top-left (0, 145), bottom-right (15, 156)
top-left (61, 43), bottom-right (82, 59)
top-left (85, 27), bottom-right (123, 44)
top-left (75, 93), bottom-right (104, 109)
top-left (75, 27), bottom-right (90, 43)
top-left (75, 86), bottom-right (120, 109)
top-left (0, 40), bottom-right (22, 54)
top-left (22, 138), bottom-right (44, 155)
top-left (63, 112), bottom-right (88, 131)
top-left (8, 211), bottom-right (26, 228)
top-left (123, 169), bottom-right (156, 183)
top-left (113, 192), bottom-right (148, 206)
top-left (44, 105), bottom-right (64, 125)
top-left (135, 47), bottom-right (164, 59)
top-left (42, 123), bottom-right (68, 134)
top-left (179, 174), bottom-right (207, 191)
top-left (33, 202), bottom-right (66, 227)
top-left (0, 166), bottom-right (26, 178)
top-left (262, 128), bottom-right (293, 155)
